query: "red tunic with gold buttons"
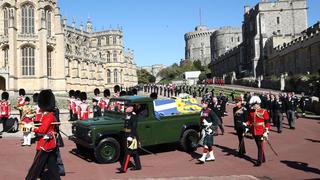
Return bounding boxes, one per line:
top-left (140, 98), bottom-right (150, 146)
top-left (246, 108), bottom-right (270, 136)
top-left (33, 112), bottom-right (56, 151)
top-left (0, 100), bottom-right (11, 118)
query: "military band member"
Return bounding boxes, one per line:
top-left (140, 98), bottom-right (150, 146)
top-left (21, 97), bottom-right (36, 146)
top-left (26, 90), bottom-right (61, 180)
top-left (78, 92), bottom-right (89, 120)
top-left (16, 88), bottom-right (26, 119)
top-left (0, 92), bottom-right (11, 137)
top-left (233, 100), bottom-right (248, 156)
top-left (118, 105), bottom-right (141, 173)
top-left (198, 99), bottom-right (219, 164)
top-left (244, 96), bottom-right (270, 166)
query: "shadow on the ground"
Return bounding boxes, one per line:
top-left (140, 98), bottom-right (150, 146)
top-left (281, 160), bottom-right (320, 175)
top-left (214, 144), bottom-right (256, 164)
top-left (305, 138), bottom-right (320, 143)
top-left (69, 148), bottom-right (95, 163)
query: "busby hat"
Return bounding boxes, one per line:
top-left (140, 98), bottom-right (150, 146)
top-left (38, 90), bottom-right (56, 112)
top-left (80, 92), bottom-right (87, 101)
top-left (114, 85), bottom-right (120, 93)
top-left (104, 89), bottom-right (110, 97)
top-left (1, 92), bottom-right (9, 100)
top-left (75, 90), bottom-right (81, 99)
top-left (19, 88), bottom-right (26, 96)
top-left (25, 96), bottom-right (30, 102)
top-left (69, 90), bottom-right (75, 98)
top-left (32, 93), bottom-right (39, 103)
top-left (94, 88), bottom-right (100, 96)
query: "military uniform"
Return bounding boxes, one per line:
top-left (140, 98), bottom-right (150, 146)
top-left (285, 96), bottom-right (297, 129)
top-left (119, 111), bottom-right (141, 173)
top-left (273, 98), bottom-right (285, 133)
top-left (233, 105), bottom-right (248, 156)
top-left (246, 108), bottom-right (270, 166)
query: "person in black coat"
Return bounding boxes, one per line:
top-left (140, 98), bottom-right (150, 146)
top-left (233, 101), bottom-right (248, 156)
top-left (118, 105), bottom-right (141, 173)
top-left (273, 94), bottom-right (285, 133)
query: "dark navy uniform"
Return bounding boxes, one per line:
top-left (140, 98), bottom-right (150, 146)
top-left (273, 98), bottom-right (285, 133)
top-left (233, 105), bottom-right (248, 156)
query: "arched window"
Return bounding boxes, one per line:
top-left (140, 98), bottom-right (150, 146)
top-left (107, 69), bottom-right (111, 83)
top-left (106, 36), bottom-right (109, 45)
top-left (113, 51), bottom-right (117, 62)
top-left (113, 36), bottom-right (117, 45)
top-left (2, 46), bottom-right (9, 68)
top-left (21, 4), bottom-right (35, 34)
top-left (22, 46), bottom-right (35, 76)
top-left (114, 69), bottom-right (118, 83)
top-left (97, 38), bottom-right (101, 46)
top-left (47, 48), bottom-right (53, 77)
top-left (46, 10), bottom-right (52, 36)
top-left (3, 7), bottom-right (9, 36)
top-left (107, 52), bottom-right (111, 62)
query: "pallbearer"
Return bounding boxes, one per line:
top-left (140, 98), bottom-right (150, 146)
top-left (93, 88), bottom-right (102, 117)
top-left (102, 89), bottom-right (111, 116)
top-left (67, 90), bottom-right (75, 121)
top-left (78, 92), bottom-right (89, 120)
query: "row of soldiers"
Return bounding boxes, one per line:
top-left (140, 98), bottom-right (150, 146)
top-left (240, 91), bottom-right (310, 133)
top-left (67, 85), bottom-right (139, 121)
top-left (143, 84), bottom-right (216, 99)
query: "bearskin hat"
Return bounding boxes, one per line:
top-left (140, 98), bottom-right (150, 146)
top-left (114, 85), bottom-right (120, 93)
top-left (80, 92), bottom-right (87, 101)
top-left (75, 90), bottom-right (81, 99)
top-left (69, 90), bottom-right (75, 98)
top-left (94, 88), bottom-right (100, 96)
top-left (1, 92), bottom-right (9, 100)
top-left (150, 92), bottom-right (157, 100)
top-left (103, 89), bottom-right (110, 97)
top-left (132, 88), bottom-right (138, 95)
top-left (19, 88), bottom-right (26, 96)
top-left (32, 93), bottom-right (39, 103)
top-left (38, 90), bottom-right (56, 112)
top-left (25, 96), bottom-right (30, 102)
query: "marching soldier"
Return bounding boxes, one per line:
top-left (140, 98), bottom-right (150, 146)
top-left (101, 89), bottom-right (111, 116)
top-left (244, 96), bottom-right (270, 166)
top-left (118, 104), bottom-right (141, 173)
top-left (273, 94), bottom-right (285, 133)
top-left (299, 92), bottom-right (310, 117)
top-left (209, 97), bottom-right (224, 135)
top-left (71, 90), bottom-right (81, 121)
top-left (113, 85), bottom-right (121, 98)
top-left (233, 100), bottom-right (248, 156)
top-left (26, 90), bottom-right (61, 180)
top-left (285, 92), bottom-right (298, 129)
top-left (198, 98), bottom-right (219, 164)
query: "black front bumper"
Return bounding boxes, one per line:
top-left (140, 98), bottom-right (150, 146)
top-left (69, 135), bottom-right (95, 149)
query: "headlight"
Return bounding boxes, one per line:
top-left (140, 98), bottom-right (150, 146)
top-left (72, 126), bottom-right (77, 134)
top-left (87, 130), bottom-right (92, 137)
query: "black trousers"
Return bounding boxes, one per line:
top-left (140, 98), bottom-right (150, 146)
top-left (254, 136), bottom-right (266, 165)
top-left (273, 111), bottom-right (283, 132)
top-left (0, 117), bottom-right (6, 132)
top-left (69, 110), bottom-right (73, 121)
top-left (120, 149), bottom-right (141, 172)
top-left (56, 148), bottom-right (65, 175)
top-left (26, 149), bottom-right (61, 180)
top-left (236, 129), bottom-right (246, 155)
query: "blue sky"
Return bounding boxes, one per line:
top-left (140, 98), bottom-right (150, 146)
top-left (59, 0), bottom-right (320, 67)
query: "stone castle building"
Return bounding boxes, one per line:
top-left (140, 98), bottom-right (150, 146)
top-left (184, 25), bottom-right (216, 65)
top-left (185, 25), bottom-right (242, 66)
top-left (210, 26), bottom-right (242, 61)
top-left (140, 64), bottom-right (166, 77)
top-left (0, 0), bottom-right (137, 93)
top-left (212, 0), bottom-right (308, 78)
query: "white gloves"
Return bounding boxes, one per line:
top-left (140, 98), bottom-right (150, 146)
top-left (127, 137), bottom-right (133, 141)
top-left (43, 135), bottom-right (50, 140)
top-left (263, 129), bottom-right (269, 140)
top-left (203, 119), bottom-right (212, 127)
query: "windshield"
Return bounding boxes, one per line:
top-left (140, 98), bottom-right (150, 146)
top-left (106, 99), bottom-right (129, 114)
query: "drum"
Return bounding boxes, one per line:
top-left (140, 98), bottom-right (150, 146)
top-left (21, 123), bottom-right (33, 133)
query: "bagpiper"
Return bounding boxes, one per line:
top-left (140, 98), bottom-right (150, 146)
top-left (244, 96), bottom-right (270, 166)
top-left (26, 90), bottom-right (61, 180)
top-left (197, 98), bottom-right (219, 164)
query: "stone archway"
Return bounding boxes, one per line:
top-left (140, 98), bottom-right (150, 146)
top-left (0, 76), bottom-right (6, 91)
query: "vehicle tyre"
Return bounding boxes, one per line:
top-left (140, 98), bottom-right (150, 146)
top-left (94, 137), bottom-right (120, 164)
top-left (180, 129), bottom-right (199, 152)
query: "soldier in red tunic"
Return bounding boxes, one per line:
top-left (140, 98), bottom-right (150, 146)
top-left (0, 92), bottom-right (11, 137)
top-left (26, 89), bottom-right (61, 180)
top-left (67, 90), bottom-right (75, 121)
top-left (78, 92), bottom-right (89, 120)
top-left (245, 96), bottom-right (270, 167)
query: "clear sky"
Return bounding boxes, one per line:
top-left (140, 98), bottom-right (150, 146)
top-left (58, 0), bottom-right (320, 67)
